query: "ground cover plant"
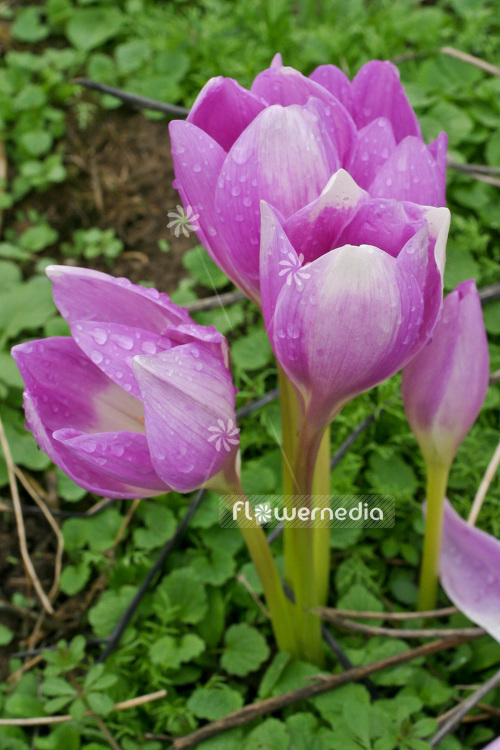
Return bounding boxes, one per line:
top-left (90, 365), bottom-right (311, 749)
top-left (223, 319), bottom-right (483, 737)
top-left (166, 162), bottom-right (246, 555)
top-left (1, 0), bottom-right (500, 749)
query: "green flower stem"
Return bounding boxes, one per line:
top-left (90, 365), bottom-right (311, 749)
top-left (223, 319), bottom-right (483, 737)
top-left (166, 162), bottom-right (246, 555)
top-left (287, 419), bottom-right (326, 666)
top-left (312, 428), bottom-right (331, 608)
top-left (222, 485), bottom-right (299, 657)
top-left (417, 461), bottom-right (450, 612)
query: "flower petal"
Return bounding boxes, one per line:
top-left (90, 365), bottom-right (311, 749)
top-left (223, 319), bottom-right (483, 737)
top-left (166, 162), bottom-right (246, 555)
top-left (368, 136), bottom-right (447, 207)
top-left (22, 392), bottom-right (158, 499)
top-left (251, 59), bottom-right (336, 108)
top-left (347, 117), bottom-right (397, 190)
top-left (54, 428), bottom-right (168, 493)
top-left (403, 280), bottom-right (488, 464)
top-left (215, 104), bottom-right (339, 300)
top-left (304, 96), bottom-right (357, 165)
top-left (440, 500), bottom-right (500, 643)
top-left (187, 76), bottom-right (266, 152)
top-left (168, 120), bottom-right (250, 297)
top-left (284, 169), bottom-right (368, 263)
top-left (46, 266), bottom-right (189, 332)
top-left (309, 64), bottom-right (354, 113)
top-left (351, 60), bottom-right (421, 141)
top-left (337, 197), bottom-right (424, 258)
top-left (269, 234), bottom-right (424, 429)
top-left (133, 343), bottom-right (238, 492)
top-left (11, 337), bottom-right (144, 435)
top-left (71, 321), bottom-right (173, 400)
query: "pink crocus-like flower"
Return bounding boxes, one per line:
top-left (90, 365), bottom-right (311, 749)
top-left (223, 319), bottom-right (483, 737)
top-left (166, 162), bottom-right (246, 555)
top-left (402, 280), bottom-right (489, 467)
top-left (169, 55), bottom-right (447, 302)
top-left (439, 500), bottom-right (500, 644)
top-left (258, 170), bottom-right (450, 435)
top-left (11, 267), bottom-right (239, 499)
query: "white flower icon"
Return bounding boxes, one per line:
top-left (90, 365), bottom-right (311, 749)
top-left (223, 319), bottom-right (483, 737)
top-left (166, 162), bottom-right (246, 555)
top-left (254, 503), bottom-right (272, 525)
top-left (167, 205), bottom-right (200, 238)
top-left (207, 418), bottom-right (240, 452)
top-left (278, 252), bottom-right (311, 288)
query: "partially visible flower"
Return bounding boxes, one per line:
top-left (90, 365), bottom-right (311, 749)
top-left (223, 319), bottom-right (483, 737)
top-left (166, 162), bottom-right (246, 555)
top-left (402, 280), bottom-right (489, 467)
top-left (482, 739), bottom-right (500, 750)
top-left (170, 55), bottom-right (447, 302)
top-left (439, 500), bottom-right (500, 643)
top-left (259, 176), bottom-right (450, 435)
top-left (12, 266), bottom-right (239, 499)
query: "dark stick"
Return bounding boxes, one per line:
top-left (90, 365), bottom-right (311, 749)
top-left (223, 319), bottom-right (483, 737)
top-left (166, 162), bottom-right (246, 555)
top-left (96, 488), bottom-right (205, 662)
top-left (74, 78), bottom-right (189, 117)
top-left (172, 635), bottom-right (479, 749)
top-left (431, 665), bottom-right (500, 746)
top-left (479, 283), bottom-right (500, 303)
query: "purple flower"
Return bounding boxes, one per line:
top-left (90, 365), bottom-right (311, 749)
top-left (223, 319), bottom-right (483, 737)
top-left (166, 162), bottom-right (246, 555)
top-left (11, 266), bottom-right (239, 499)
top-left (482, 739), bottom-right (500, 750)
top-left (402, 280), bottom-right (489, 467)
top-left (259, 173), bottom-right (450, 434)
top-left (170, 55), bottom-right (447, 302)
top-left (439, 500), bottom-right (500, 643)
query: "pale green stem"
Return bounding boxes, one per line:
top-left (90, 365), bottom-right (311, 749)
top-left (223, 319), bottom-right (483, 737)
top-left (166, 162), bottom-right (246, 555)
top-left (417, 461), bottom-right (450, 612)
top-left (223, 484), bottom-right (299, 657)
top-left (287, 419), bottom-right (326, 666)
top-left (312, 428), bottom-right (331, 608)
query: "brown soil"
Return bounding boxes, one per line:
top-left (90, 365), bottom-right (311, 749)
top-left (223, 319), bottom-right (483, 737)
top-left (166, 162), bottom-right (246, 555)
top-left (11, 107), bottom-right (199, 292)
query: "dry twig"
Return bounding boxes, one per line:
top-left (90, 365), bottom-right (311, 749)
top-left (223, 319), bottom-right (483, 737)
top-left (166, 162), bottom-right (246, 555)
top-left (468, 438), bottom-right (500, 525)
top-left (171, 635), bottom-right (481, 749)
top-left (0, 689), bottom-right (167, 727)
top-left (317, 611), bottom-right (484, 640)
top-left (0, 414), bottom-right (54, 614)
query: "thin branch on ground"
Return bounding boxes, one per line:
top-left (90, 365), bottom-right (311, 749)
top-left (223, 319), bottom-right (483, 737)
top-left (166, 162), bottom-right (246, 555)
top-left (468, 438), bottom-right (500, 525)
top-left (440, 46), bottom-right (500, 76)
top-left (171, 635), bottom-right (480, 749)
top-left (0, 415), bottom-right (54, 615)
top-left (448, 160), bottom-right (500, 176)
top-left (0, 689), bottom-right (167, 727)
top-left (317, 606), bottom-right (458, 621)
top-left (479, 282), bottom-right (500, 302)
top-left (13, 465), bottom-right (63, 602)
top-left (74, 78), bottom-right (189, 116)
top-left (431, 666), bottom-right (500, 746)
top-left (317, 612), bottom-right (484, 639)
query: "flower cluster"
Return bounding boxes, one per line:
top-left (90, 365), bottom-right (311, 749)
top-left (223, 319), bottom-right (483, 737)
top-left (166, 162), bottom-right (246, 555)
top-left (12, 55), bottom-right (496, 676)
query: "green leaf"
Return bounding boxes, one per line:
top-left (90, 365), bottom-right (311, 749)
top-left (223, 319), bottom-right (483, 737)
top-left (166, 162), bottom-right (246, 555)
top-left (443, 246), bottom-right (480, 291)
top-left (60, 562), bottom-right (91, 596)
top-left (182, 245), bottom-right (229, 290)
top-left (244, 719), bottom-right (289, 750)
top-left (18, 131), bottom-right (53, 157)
top-left (187, 684), bottom-right (243, 720)
top-left (149, 633), bottom-right (205, 669)
top-left (66, 8), bottom-right (124, 52)
top-left (337, 584), bottom-right (384, 626)
top-left (258, 652), bottom-right (291, 698)
top-left (115, 41), bottom-right (151, 74)
top-left (483, 298), bottom-right (500, 335)
top-left (41, 677), bottom-right (76, 698)
top-left (159, 568), bottom-right (208, 624)
top-left (4, 693), bottom-right (45, 718)
top-left (221, 623), bottom-right (270, 676)
top-left (0, 353), bottom-right (24, 389)
top-left (12, 7), bottom-right (49, 42)
top-left (56, 468), bottom-right (87, 502)
top-left (0, 624), bottom-right (13, 645)
top-left (19, 223), bottom-right (58, 252)
top-left (0, 277), bottom-right (56, 343)
top-left (88, 586), bottom-right (137, 638)
top-left (191, 547), bottom-right (236, 586)
top-left (133, 503), bottom-right (176, 550)
top-left (231, 330), bottom-right (273, 371)
top-left (86, 692), bottom-right (115, 716)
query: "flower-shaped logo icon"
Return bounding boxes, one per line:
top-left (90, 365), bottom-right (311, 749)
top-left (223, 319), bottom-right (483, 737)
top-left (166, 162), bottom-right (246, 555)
top-left (278, 252), bottom-right (311, 289)
top-left (207, 418), bottom-right (240, 452)
top-left (167, 205), bottom-right (200, 238)
top-left (254, 503), bottom-right (272, 525)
